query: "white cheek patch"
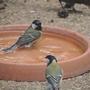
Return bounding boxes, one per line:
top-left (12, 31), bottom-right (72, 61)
top-left (52, 59), bottom-right (57, 63)
top-left (32, 24), bottom-right (37, 29)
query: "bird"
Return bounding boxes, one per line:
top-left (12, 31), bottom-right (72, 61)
top-left (58, 0), bottom-right (69, 18)
top-left (1, 20), bottom-right (42, 53)
top-left (58, 0), bottom-right (90, 18)
top-left (59, 0), bottom-right (90, 12)
top-left (0, 0), bottom-right (7, 10)
top-left (45, 55), bottom-right (63, 90)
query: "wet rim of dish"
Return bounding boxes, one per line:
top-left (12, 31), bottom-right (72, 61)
top-left (0, 25), bottom-right (89, 65)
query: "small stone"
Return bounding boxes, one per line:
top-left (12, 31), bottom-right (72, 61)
top-left (50, 19), bottom-right (54, 23)
top-left (45, 0), bottom-right (50, 2)
top-left (30, 10), bottom-right (36, 13)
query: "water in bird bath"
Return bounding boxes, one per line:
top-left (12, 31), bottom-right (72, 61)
top-left (0, 31), bottom-right (84, 64)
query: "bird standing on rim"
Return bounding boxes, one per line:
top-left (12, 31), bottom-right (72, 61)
top-left (1, 20), bottom-right (42, 53)
top-left (45, 55), bottom-right (63, 90)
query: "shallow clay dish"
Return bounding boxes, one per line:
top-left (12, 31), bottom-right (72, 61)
top-left (0, 25), bottom-right (90, 81)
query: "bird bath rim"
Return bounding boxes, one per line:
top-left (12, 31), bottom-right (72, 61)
top-left (0, 25), bottom-right (90, 81)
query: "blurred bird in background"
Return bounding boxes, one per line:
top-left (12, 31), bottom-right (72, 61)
top-left (58, 0), bottom-right (90, 18)
top-left (0, 0), bottom-right (7, 10)
top-left (1, 20), bottom-right (42, 53)
top-left (45, 0), bottom-right (68, 18)
top-left (45, 55), bottom-right (63, 90)
top-left (59, 0), bottom-right (90, 11)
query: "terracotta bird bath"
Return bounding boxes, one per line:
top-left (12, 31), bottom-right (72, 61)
top-left (0, 25), bottom-right (90, 81)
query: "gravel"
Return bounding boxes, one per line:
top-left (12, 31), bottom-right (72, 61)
top-left (0, 0), bottom-right (90, 90)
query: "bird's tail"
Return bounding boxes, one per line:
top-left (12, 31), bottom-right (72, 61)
top-left (1, 44), bottom-right (17, 53)
top-left (49, 85), bottom-right (59, 90)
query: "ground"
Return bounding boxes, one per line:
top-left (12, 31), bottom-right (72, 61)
top-left (0, 0), bottom-right (90, 90)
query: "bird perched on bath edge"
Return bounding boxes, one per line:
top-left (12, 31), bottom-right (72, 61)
top-left (1, 20), bottom-right (42, 53)
top-left (45, 55), bottom-right (63, 90)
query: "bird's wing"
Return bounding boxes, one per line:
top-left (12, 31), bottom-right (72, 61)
top-left (45, 64), bottom-right (63, 88)
top-left (15, 31), bottom-right (41, 46)
top-left (46, 73), bottom-right (62, 89)
top-left (46, 72), bottom-right (62, 84)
